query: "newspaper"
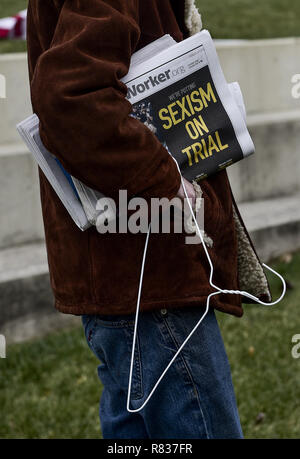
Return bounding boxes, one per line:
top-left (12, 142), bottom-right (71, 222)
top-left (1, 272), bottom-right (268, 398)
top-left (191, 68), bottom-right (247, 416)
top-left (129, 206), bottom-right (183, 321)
top-left (17, 30), bottom-right (251, 230)
top-left (17, 114), bottom-right (92, 230)
top-left (124, 29), bottom-right (254, 182)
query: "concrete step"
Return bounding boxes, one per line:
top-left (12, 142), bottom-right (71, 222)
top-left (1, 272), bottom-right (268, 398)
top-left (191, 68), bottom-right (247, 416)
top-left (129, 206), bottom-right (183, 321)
top-left (238, 192), bottom-right (300, 261)
top-left (0, 192), bottom-right (299, 343)
top-left (228, 109), bottom-right (300, 202)
top-left (0, 242), bottom-right (80, 343)
top-left (0, 142), bottom-right (44, 249)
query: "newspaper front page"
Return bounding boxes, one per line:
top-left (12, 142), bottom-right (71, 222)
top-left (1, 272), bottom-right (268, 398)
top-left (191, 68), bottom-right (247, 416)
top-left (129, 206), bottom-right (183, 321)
top-left (123, 30), bottom-right (254, 181)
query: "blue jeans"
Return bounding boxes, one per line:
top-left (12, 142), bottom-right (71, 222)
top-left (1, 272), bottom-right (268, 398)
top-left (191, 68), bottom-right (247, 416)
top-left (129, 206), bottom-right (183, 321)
top-left (82, 306), bottom-right (243, 439)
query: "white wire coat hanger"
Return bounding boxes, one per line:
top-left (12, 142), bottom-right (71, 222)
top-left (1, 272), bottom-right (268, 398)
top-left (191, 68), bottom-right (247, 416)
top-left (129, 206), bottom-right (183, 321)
top-left (126, 156), bottom-right (286, 413)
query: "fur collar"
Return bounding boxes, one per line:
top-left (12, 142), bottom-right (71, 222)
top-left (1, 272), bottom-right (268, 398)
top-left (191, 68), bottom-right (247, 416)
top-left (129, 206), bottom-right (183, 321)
top-left (184, 0), bottom-right (202, 36)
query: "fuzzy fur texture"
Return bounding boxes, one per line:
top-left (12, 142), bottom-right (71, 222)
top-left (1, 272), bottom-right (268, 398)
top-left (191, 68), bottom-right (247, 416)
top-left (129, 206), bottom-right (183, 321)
top-left (233, 207), bottom-right (271, 300)
top-left (184, 0), bottom-right (203, 35)
top-left (188, 183), bottom-right (271, 300)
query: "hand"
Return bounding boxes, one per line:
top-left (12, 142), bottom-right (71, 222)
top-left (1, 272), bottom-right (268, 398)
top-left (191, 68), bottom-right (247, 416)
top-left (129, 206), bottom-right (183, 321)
top-left (176, 177), bottom-right (196, 209)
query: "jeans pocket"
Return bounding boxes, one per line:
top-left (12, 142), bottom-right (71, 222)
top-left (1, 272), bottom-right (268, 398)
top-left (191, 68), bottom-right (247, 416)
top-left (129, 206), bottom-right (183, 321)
top-left (82, 315), bottom-right (143, 401)
top-left (93, 313), bottom-right (136, 328)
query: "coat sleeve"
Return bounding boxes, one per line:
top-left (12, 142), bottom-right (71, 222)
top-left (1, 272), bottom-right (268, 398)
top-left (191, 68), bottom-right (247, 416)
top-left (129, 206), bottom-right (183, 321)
top-left (29, 0), bottom-right (181, 202)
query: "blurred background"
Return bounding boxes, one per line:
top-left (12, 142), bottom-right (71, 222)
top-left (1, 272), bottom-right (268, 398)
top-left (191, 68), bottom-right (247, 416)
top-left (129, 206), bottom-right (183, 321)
top-left (0, 0), bottom-right (299, 439)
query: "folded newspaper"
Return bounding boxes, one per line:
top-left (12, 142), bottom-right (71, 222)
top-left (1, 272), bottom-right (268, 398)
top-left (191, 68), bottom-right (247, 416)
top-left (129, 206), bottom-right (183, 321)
top-left (17, 30), bottom-right (252, 231)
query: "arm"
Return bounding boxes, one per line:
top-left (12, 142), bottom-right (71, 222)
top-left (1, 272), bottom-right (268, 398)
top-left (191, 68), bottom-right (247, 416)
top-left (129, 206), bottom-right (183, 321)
top-left (29, 0), bottom-right (181, 202)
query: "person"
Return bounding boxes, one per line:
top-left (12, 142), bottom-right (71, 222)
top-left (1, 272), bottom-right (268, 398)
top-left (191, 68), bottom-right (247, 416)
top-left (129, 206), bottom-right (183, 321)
top-left (26, 0), bottom-right (272, 439)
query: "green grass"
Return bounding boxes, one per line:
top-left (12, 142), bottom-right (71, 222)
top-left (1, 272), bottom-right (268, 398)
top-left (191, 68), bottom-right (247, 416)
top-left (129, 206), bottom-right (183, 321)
top-left (218, 251), bottom-right (300, 439)
top-left (0, 0), bottom-right (300, 54)
top-left (0, 251), bottom-right (300, 439)
top-left (197, 0), bottom-right (300, 39)
top-left (0, 325), bottom-right (101, 439)
top-left (0, 0), bottom-right (27, 17)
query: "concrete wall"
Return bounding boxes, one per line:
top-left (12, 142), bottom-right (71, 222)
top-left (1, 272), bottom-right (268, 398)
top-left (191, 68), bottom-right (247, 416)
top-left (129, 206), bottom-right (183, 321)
top-left (228, 116), bottom-right (300, 202)
top-left (0, 144), bottom-right (44, 249)
top-left (216, 37), bottom-right (300, 114)
top-left (0, 53), bottom-right (45, 249)
top-left (0, 53), bottom-right (32, 145)
top-left (216, 38), bottom-right (300, 202)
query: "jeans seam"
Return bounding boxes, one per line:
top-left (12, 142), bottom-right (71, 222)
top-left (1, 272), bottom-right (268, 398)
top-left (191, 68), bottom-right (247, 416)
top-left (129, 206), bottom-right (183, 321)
top-left (162, 317), bottom-right (210, 439)
top-left (125, 326), bottom-right (144, 400)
